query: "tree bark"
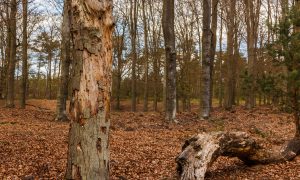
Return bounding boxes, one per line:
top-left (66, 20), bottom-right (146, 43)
top-left (218, 8), bottom-right (223, 108)
top-left (224, 0), bottom-right (236, 110)
top-left (55, 0), bottom-right (71, 121)
top-left (177, 132), bottom-right (300, 180)
top-left (6, 0), bottom-right (17, 108)
top-left (0, 25), bottom-right (5, 99)
top-left (293, 0), bottom-right (300, 139)
top-left (142, 0), bottom-right (149, 112)
top-left (130, 0), bottom-right (138, 112)
top-left (244, 0), bottom-right (261, 109)
top-left (201, 0), bottom-right (212, 118)
top-left (20, 0), bottom-right (28, 109)
top-left (65, 0), bottom-right (113, 179)
top-left (46, 50), bottom-right (52, 99)
top-left (115, 24), bottom-right (125, 111)
top-left (209, 0), bottom-right (219, 109)
top-left (163, 0), bottom-right (177, 121)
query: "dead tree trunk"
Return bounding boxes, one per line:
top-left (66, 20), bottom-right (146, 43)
top-left (65, 0), bottom-right (114, 179)
top-left (176, 132), bottom-right (300, 180)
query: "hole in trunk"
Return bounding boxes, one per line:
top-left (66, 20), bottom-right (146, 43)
top-left (96, 138), bottom-right (102, 153)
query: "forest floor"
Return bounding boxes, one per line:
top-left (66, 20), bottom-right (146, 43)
top-left (0, 99), bottom-right (300, 180)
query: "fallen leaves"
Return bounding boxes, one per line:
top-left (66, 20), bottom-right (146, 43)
top-left (0, 100), bottom-right (299, 179)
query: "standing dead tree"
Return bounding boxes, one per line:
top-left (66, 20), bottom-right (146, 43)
top-left (65, 0), bottom-right (114, 179)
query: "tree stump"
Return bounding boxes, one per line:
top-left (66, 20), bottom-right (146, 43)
top-left (176, 132), bottom-right (300, 180)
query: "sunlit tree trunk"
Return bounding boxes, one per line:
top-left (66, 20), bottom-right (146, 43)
top-left (65, 0), bottom-right (113, 179)
top-left (20, 0), bottom-right (28, 109)
top-left (56, 0), bottom-right (71, 121)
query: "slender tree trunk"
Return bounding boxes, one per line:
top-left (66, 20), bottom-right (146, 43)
top-left (20, 0), bottom-right (28, 109)
top-left (209, 0), bottom-right (219, 109)
top-left (0, 26), bottom-right (5, 99)
top-left (153, 52), bottom-right (158, 111)
top-left (35, 58), bottom-right (42, 98)
top-left (47, 52), bottom-right (52, 99)
top-left (224, 0), bottom-right (236, 110)
top-left (65, 0), bottom-right (113, 179)
top-left (130, 0), bottom-right (138, 112)
top-left (244, 0), bottom-right (261, 109)
top-left (6, 0), bottom-right (17, 108)
top-left (201, 0), bottom-right (212, 118)
top-left (56, 0), bottom-right (71, 121)
top-left (218, 9), bottom-right (223, 108)
top-left (115, 39), bottom-right (122, 110)
top-left (163, 0), bottom-right (177, 121)
top-left (142, 0), bottom-right (149, 112)
top-left (232, 21), bottom-right (239, 105)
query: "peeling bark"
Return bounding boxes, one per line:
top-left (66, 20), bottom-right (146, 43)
top-left (66, 0), bottom-right (113, 179)
top-left (176, 132), bottom-right (300, 180)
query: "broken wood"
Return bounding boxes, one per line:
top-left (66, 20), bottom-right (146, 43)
top-left (176, 131), bottom-right (300, 180)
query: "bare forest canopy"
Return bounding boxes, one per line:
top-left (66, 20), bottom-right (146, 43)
top-left (0, 0), bottom-right (300, 179)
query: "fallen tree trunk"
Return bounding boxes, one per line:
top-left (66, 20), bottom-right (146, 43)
top-left (176, 132), bottom-right (300, 180)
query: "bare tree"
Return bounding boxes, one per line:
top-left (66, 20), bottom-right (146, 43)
top-left (130, 0), bottom-right (138, 112)
top-left (201, 0), bottom-right (212, 118)
top-left (224, 0), bottom-right (236, 110)
top-left (142, 0), bottom-right (149, 112)
top-left (20, 0), bottom-right (28, 108)
top-left (244, 0), bottom-right (261, 109)
top-left (163, 0), bottom-right (177, 121)
top-left (6, 0), bottom-right (17, 108)
top-left (55, 0), bottom-right (71, 121)
top-left (209, 0), bottom-right (219, 109)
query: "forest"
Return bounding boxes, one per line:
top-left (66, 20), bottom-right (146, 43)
top-left (0, 0), bottom-right (300, 179)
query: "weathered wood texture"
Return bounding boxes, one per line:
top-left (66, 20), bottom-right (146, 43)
top-left (176, 132), bottom-right (300, 180)
top-left (66, 0), bottom-right (113, 179)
